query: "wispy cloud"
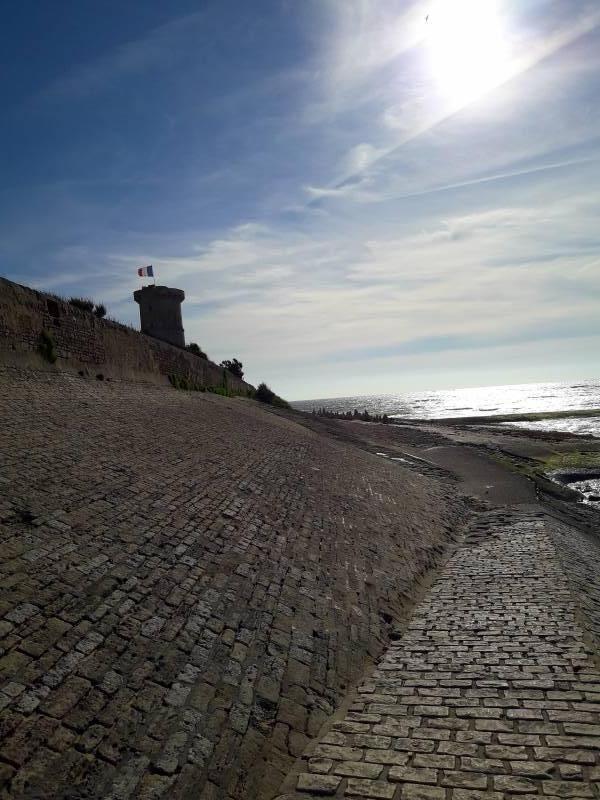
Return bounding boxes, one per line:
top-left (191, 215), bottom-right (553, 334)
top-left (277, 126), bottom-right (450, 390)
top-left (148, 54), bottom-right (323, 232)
top-left (304, 2), bottom-right (600, 203)
top-left (35, 11), bottom-right (206, 102)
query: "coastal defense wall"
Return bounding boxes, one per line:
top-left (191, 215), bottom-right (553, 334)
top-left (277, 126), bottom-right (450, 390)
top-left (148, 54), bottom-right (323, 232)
top-left (0, 366), bottom-right (467, 800)
top-left (0, 276), bottom-right (252, 393)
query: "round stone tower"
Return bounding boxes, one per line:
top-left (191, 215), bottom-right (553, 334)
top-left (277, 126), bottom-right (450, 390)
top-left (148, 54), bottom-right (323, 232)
top-left (133, 285), bottom-right (185, 348)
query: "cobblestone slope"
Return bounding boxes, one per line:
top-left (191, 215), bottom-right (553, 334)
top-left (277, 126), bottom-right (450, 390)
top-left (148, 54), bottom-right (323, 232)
top-left (286, 509), bottom-right (600, 799)
top-left (0, 367), bottom-right (466, 799)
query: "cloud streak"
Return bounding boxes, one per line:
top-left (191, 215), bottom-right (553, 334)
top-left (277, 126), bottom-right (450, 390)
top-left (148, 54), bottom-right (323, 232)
top-left (306, 2), bottom-right (600, 203)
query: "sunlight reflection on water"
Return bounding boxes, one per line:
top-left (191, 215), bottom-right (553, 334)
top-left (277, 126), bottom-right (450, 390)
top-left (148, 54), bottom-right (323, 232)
top-left (293, 380), bottom-right (600, 436)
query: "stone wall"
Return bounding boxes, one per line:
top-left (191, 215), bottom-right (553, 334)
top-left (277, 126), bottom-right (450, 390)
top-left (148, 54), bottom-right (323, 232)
top-left (0, 276), bottom-right (253, 393)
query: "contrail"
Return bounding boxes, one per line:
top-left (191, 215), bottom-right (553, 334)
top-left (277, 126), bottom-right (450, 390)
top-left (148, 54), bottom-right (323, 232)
top-left (390, 155), bottom-right (600, 201)
top-left (308, 7), bottom-right (600, 205)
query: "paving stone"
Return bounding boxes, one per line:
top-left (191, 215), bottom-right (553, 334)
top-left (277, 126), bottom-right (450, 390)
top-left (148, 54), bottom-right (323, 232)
top-left (452, 792), bottom-right (502, 800)
top-left (460, 757), bottom-right (505, 774)
top-left (442, 771), bottom-right (488, 790)
top-left (345, 778), bottom-right (397, 798)
top-left (365, 750), bottom-right (410, 766)
top-left (540, 782), bottom-right (594, 797)
top-left (333, 762), bottom-right (384, 779)
top-left (401, 785), bottom-right (445, 800)
top-left (493, 775), bottom-right (539, 793)
top-left (413, 754), bottom-right (455, 770)
top-left (297, 774), bottom-right (341, 794)
top-left (388, 766), bottom-right (437, 784)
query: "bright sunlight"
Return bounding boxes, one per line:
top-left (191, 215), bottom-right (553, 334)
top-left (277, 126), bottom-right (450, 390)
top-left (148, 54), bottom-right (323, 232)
top-left (425, 0), bottom-right (512, 107)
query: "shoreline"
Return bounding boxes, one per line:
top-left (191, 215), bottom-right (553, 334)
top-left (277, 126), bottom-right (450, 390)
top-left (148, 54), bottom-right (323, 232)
top-left (395, 406), bottom-right (600, 426)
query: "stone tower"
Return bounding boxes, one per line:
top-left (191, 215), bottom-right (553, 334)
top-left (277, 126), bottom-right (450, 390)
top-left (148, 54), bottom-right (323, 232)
top-left (133, 285), bottom-right (185, 348)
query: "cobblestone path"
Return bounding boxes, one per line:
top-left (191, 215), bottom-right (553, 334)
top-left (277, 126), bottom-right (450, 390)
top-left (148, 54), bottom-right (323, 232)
top-left (287, 509), bottom-right (600, 799)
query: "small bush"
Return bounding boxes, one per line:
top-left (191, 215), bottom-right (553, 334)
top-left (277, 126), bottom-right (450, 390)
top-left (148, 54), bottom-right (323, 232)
top-left (94, 303), bottom-right (107, 318)
top-left (69, 297), bottom-right (94, 312)
top-left (38, 330), bottom-right (57, 364)
top-left (255, 382), bottom-right (290, 408)
top-left (220, 358), bottom-right (244, 379)
top-left (186, 343), bottom-right (208, 359)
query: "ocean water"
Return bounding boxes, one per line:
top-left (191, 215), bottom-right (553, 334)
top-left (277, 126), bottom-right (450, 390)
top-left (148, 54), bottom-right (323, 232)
top-left (292, 380), bottom-right (600, 437)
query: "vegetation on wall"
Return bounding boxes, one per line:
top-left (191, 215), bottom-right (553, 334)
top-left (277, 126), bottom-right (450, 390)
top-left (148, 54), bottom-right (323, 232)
top-left (220, 358), bottom-right (244, 379)
top-left (186, 342), bottom-right (208, 359)
top-left (69, 297), bottom-right (107, 318)
top-left (255, 382), bottom-right (290, 409)
top-left (168, 373), bottom-right (253, 399)
top-left (69, 297), bottom-right (94, 312)
top-left (38, 330), bottom-right (57, 364)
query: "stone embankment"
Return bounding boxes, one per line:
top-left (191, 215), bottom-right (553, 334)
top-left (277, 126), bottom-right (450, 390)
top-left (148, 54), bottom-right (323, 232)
top-left (0, 366), bottom-right (466, 799)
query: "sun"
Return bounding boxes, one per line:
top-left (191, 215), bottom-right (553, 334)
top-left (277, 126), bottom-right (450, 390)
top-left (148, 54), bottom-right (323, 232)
top-left (425, 0), bottom-right (511, 108)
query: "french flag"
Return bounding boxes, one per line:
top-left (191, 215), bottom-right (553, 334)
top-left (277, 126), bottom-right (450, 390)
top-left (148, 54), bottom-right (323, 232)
top-left (137, 265), bottom-right (154, 278)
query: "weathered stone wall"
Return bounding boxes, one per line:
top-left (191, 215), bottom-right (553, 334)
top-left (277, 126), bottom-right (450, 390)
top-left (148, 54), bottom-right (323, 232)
top-left (0, 367), bottom-right (467, 800)
top-left (0, 276), bottom-right (252, 393)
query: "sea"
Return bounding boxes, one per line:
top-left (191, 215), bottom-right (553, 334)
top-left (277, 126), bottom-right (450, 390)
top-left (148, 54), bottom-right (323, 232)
top-left (292, 380), bottom-right (600, 438)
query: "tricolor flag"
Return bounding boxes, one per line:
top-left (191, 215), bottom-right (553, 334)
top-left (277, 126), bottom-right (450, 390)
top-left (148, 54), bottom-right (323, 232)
top-left (137, 265), bottom-right (154, 278)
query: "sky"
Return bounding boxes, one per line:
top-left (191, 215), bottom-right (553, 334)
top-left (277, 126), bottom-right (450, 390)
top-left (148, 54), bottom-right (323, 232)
top-left (1, 0), bottom-right (599, 399)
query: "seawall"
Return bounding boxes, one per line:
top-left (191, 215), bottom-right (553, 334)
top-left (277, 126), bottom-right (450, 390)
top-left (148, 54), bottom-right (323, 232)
top-left (0, 276), bottom-right (253, 393)
top-left (0, 365), bottom-right (467, 799)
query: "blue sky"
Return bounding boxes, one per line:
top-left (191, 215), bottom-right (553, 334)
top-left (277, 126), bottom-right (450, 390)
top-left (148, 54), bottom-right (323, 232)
top-left (2, 0), bottom-right (599, 399)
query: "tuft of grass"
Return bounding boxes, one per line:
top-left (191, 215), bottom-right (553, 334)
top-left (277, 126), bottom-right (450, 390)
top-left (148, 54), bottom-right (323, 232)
top-left (94, 303), bottom-right (107, 318)
top-left (69, 297), bottom-right (95, 312)
top-left (541, 451), bottom-right (600, 471)
top-left (168, 374), bottom-right (207, 392)
top-left (38, 330), bottom-right (57, 364)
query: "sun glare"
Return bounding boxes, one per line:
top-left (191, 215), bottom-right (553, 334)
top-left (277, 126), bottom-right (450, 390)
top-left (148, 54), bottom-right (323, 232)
top-left (425, 0), bottom-right (511, 108)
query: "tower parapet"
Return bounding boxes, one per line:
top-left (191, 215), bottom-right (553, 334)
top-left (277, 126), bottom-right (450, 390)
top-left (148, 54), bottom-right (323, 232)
top-left (133, 285), bottom-right (185, 348)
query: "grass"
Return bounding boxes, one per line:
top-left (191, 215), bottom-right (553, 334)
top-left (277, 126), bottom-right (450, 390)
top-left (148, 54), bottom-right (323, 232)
top-left (541, 450), bottom-right (600, 472)
top-left (69, 297), bottom-right (95, 312)
top-left (168, 374), bottom-right (252, 398)
top-left (488, 451), bottom-right (584, 501)
top-left (38, 330), bottom-right (57, 364)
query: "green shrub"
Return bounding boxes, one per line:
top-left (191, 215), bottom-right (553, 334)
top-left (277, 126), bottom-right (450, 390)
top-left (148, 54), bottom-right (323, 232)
top-left (94, 303), bottom-right (107, 318)
top-left (186, 343), bottom-right (208, 359)
top-left (219, 358), bottom-right (244, 379)
top-left (255, 382), bottom-right (290, 408)
top-left (38, 330), bottom-right (57, 364)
